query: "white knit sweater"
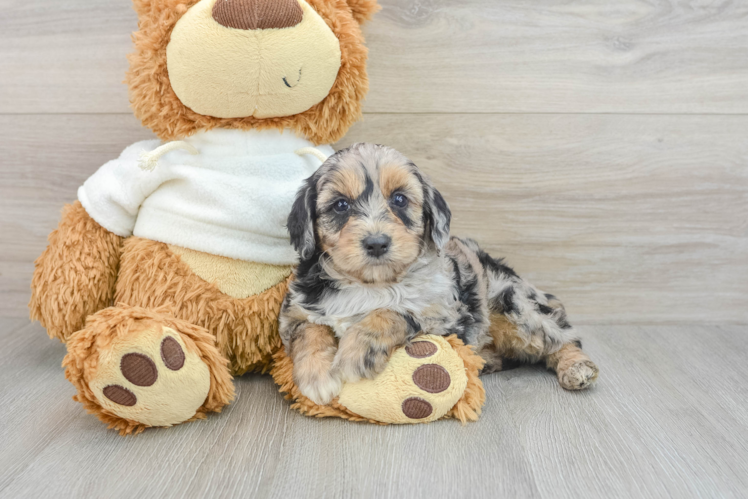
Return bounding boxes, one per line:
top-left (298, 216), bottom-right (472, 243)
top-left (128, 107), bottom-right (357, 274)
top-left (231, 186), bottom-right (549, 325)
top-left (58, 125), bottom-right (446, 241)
top-left (78, 128), bottom-right (333, 265)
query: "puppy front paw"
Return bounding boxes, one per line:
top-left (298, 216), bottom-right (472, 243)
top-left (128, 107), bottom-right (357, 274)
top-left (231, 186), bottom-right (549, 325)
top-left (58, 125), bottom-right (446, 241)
top-left (335, 345), bottom-right (390, 384)
top-left (296, 369), bottom-right (343, 405)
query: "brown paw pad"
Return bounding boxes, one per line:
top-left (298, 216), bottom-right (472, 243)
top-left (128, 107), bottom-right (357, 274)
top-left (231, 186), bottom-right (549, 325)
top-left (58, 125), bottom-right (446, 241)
top-left (103, 385), bottom-right (137, 407)
top-left (120, 353), bottom-right (158, 387)
top-left (405, 341), bottom-right (437, 359)
top-left (160, 336), bottom-right (185, 371)
top-left (402, 397), bottom-right (433, 419)
top-left (412, 364), bottom-right (451, 393)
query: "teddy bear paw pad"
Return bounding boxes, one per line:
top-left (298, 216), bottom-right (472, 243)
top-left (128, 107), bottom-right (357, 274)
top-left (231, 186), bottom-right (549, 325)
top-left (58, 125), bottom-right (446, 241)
top-left (90, 326), bottom-right (211, 427)
top-left (401, 397), bottom-right (433, 419)
top-left (338, 335), bottom-right (468, 424)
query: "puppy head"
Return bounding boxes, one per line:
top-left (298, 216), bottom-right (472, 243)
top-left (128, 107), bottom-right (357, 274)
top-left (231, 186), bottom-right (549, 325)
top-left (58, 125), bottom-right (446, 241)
top-left (288, 143), bottom-right (451, 283)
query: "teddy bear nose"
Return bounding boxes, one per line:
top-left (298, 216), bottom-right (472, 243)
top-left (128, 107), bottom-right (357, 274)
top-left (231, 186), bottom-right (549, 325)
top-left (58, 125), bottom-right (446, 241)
top-left (212, 0), bottom-right (303, 30)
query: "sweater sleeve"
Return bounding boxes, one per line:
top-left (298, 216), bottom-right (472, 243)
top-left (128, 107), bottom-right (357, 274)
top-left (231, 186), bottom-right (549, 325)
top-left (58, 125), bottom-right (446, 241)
top-left (77, 139), bottom-right (165, 237)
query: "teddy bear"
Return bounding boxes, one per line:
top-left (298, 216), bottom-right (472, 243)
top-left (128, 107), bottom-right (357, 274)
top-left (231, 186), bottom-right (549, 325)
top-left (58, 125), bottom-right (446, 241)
top-left (29, 0), bottom-right (485, 435)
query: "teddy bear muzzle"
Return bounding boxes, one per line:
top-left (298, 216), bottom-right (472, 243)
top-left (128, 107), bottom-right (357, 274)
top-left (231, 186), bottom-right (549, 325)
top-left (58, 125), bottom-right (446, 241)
top-left (166, 0), bottom-right (343, 120)
top-left (212, 0), bottom-right (303, 30)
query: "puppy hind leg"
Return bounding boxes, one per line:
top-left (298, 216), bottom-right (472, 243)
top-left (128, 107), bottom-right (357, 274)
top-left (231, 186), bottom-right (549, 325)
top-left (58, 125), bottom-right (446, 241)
top-left (484, 264), bottom-right (600, 389)
top-left (546, 341), bottom-right (599, 390)
top-left (535, 294), bottom-right (599, 390)
top-left (483, 313), bottom-right (542, 372)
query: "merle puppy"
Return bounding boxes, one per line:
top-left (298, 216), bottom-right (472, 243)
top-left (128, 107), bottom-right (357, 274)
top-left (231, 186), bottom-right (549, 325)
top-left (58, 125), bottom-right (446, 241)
top-left (280, 143), bottom-right (599, 404)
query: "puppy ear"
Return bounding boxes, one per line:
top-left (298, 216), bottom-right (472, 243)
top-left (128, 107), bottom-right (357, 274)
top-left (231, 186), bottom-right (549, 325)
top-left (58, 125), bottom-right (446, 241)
top-left (346, 0), bottom-right (380, 24)
top-left (423, 180), bottom-right (452, 251)
top-left (287, 176), bottom-right (318, 261)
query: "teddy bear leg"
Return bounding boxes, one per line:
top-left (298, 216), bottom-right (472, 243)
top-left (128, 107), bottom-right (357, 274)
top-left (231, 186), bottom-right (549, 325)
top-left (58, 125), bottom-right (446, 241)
top-left (64, 305), bottom-right (234, 435)
top-left (337, 335), bottom-right (485, 424)
top-left (272, 334), bottom-right (485, 424)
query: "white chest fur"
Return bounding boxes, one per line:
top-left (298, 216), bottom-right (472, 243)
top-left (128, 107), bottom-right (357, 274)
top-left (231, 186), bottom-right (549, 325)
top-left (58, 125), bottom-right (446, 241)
top-left (308, 256), bottom-right (458, 336)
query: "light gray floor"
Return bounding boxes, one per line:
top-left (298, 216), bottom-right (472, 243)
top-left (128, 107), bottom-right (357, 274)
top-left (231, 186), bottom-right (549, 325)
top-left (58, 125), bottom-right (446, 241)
top-left (2, 1), bottom-right (748, 498)
top-left (1, 319), bottom-right (746, 498)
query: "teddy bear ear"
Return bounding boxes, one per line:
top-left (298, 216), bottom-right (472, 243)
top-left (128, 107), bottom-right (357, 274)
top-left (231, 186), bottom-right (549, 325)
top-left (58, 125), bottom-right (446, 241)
top-left (345, 0), bottom-right (380, 24)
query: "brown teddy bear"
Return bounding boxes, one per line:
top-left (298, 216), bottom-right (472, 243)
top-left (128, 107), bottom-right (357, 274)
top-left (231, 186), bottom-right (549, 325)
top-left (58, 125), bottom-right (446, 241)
top-left (29, 0), bottom-right (484, 435)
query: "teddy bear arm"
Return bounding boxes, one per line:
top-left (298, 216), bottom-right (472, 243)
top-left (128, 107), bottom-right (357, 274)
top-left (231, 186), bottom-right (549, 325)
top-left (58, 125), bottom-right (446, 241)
top-left (29, 201), bottom-right (123, 342)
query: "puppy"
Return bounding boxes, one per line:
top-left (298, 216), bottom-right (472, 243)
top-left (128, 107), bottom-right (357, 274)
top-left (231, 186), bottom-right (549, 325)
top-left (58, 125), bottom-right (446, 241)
top-left (280, 143), bottom-right (599, 405)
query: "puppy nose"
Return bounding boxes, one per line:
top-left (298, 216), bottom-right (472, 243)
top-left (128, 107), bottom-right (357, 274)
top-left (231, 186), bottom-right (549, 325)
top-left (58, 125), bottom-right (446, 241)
top-left (212, 0), bottom-right (303, 30)
top-left (363, 234), bottom-right (392, 258)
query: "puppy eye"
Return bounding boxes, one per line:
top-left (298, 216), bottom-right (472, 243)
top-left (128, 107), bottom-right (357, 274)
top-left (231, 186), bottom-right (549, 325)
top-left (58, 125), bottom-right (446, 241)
top-left (391, 193), bottom-right (409, 208)
top-left (333, 199), bottom-right (350, 213)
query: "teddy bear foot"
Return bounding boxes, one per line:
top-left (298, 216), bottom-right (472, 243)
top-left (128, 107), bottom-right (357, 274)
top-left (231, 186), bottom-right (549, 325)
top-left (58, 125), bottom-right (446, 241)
top-left (338, 335), bottom-right (473, 423)
top-left (64, 305), bottom-right (234, 435)
top-left (272, 335), bottom-right (486, 425)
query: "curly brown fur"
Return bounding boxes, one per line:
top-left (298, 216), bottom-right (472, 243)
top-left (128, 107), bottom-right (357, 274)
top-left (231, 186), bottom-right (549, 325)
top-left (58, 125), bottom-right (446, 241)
top-left (281, 144), bottom-right (600, 402)
top-left (29, 201), bottom-right (123, 342)
top-left (442, 335), bottom-right (486, 423)
top-left (127, 0), bottom-right (372, 144)
top-left (115, 237), bottom-right (288, 375)
top-left (64, 304), bottom-right (235, 435)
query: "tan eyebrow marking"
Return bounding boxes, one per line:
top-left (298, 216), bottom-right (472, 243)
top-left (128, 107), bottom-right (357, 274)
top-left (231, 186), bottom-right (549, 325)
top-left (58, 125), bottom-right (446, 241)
top-left (319, 165), bottom-right (367, 205)
top-left (379, 163), bottom-right (424, 204)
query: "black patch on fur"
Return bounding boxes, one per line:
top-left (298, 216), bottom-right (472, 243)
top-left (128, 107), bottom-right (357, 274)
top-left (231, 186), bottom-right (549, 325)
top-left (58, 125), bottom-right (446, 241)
top-left (572, 339), bottom-right (582, 349)
top-left (449, 257), bottom-right (461, 284)
top-left (323, 192), bottom-right (352, 232)
top-left (538, 303), bottom-right (554, 315)
top-left (390, 197), bottom-right (414, 228)
top-left (492, 286), bottom-right (517, 315)
top-left (477, 249), bottom-right (519, 279)
top-left (364, 346), bottom-right (387, 372)
top-left (281, 295), bottom-right (292, 313)
top-left (444, 256), bottom-right (481, 343)
top-left (455, 275), bottom-right (482, 340)
top-left (360, 171), bottom-right (374, 202)
top-left (420, 176), bottom-right (452, 247)
top-left (402, 313), bottom-right (422, 336)
top-left (458, 277), bottom-right (482, 318)
top-left (287, 176), bottom-right (318, 260)
top-left (292, 252), bottom-right (337, 311)
top-left (283, 318), bottom-right (307, 346)
top-left (502, 358), bottom-right (522, 370)
top-left (432, 188), bottom-right (450, 218)
top-left (350, 173), bottom-right (375, 218)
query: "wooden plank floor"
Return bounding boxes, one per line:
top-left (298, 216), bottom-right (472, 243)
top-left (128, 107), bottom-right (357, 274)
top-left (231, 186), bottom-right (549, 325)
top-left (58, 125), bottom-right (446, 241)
top-left (1, 319), bottom-right (747, 498)
top-left (1, 0), bottom-right (747, 497)
top-left (2, 1), bottom-right (747, 323)
top-left (2, 113), bottom-right (747, 322)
